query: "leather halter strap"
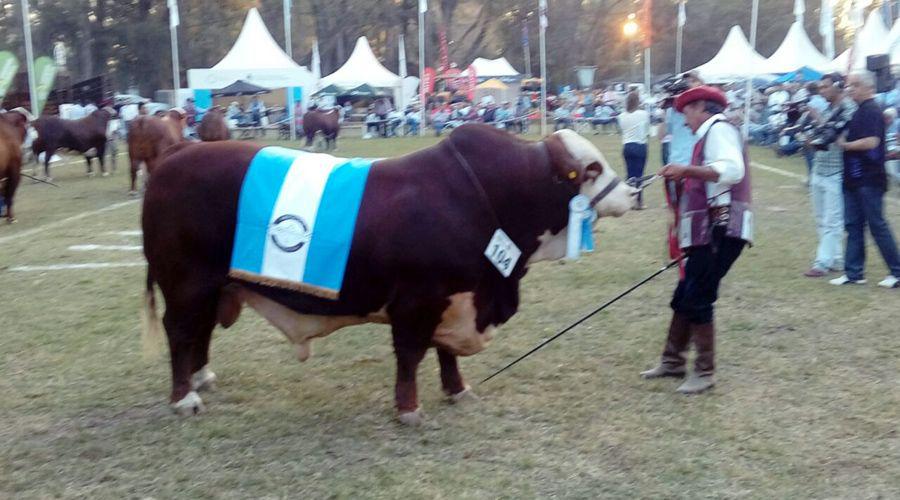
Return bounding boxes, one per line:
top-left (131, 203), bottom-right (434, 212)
top-left (588, 176), bottom-right (621, 209)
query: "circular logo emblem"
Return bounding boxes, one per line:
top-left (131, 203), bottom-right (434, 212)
top-left (270, 214), bottom-right (311, 253)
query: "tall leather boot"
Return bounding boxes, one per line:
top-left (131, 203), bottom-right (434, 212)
top-left (677, 322), bottom-right (715, 394)
top-left (640, 312), bottom-right (690, 378)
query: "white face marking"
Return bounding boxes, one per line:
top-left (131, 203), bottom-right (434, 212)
top-left (553, 129), bottom-right (637, 217)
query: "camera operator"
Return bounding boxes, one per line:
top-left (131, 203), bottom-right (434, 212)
top-left (658, 72), bottom-right (702, 167)
top-left (802, 74), bottom-right (856, 278)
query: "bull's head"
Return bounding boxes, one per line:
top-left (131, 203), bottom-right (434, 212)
top-left (544, 129), bottom-right (638, 217)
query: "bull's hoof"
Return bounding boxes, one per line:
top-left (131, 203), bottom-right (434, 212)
top-left (396, 408), bottom-right (425, 426)
top-left (449, 386), bottom-right (479, 405)
top-left (170, 391), bottom-right (205, 416)
top-left (102, 172), bottom-right (110, 177)
top-left (128, 190), bottom-right (138, 198)
top-left (6, 218), bottom-right (16, 225)
top-left (191, 367), bottom-right (218, 392)
top-left (294, 341), bottom-right (311, 362)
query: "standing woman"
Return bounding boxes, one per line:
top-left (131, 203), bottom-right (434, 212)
top-left (618, 91), bottom-right (651, 209)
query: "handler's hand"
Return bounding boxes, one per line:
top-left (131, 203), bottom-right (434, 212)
top-left (659, 164), bottom-right (689, 181)
top-left (836, 135), bottom-right (847, 150)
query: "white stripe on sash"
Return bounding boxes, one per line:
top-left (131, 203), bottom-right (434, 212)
top-left (261, 152), bottom-right (342, 282)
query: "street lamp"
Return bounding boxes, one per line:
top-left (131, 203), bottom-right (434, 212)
top-left (623, 13), bottom-right (640, 82)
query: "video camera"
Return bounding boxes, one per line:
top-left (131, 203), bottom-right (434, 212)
top-left (659, 73), bottom-right (694, 108)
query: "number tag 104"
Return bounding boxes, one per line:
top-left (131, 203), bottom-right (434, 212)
top-left (484, 229), bottom-right (522, 278)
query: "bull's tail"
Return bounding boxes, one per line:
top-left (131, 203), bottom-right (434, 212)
top-left (141, 269), bottom-right (165, 359)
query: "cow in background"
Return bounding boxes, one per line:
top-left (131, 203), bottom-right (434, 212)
top-left (31, 107), bottom-right (116, 180)
top-left (197, 106), bottom-right (230, 142)
top-left (302, 108), bottom-right (340, 150)
top-left (126, 109), bottom-right (186, 195)
top-left (0, 110), bottom-right (30, 223)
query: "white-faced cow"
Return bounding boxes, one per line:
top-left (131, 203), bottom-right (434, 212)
top-left (141, 124), bottom-right (637, 425)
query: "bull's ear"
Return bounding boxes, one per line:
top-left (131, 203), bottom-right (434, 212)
top-left (584, 161), bottom-right (603, 181)
top-left (544, 133), bottom-right (583, 183)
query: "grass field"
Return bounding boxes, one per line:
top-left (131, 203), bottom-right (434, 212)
top-left (1, 131), bottom-right (899, 499)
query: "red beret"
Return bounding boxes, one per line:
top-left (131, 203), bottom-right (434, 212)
top-left (674, 85), bottom-right (728, 113)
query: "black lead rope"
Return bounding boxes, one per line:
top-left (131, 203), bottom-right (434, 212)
top-left (479, 256), bottom-right (685, 385)
top-left (21, 172), bottom-right (60, 187)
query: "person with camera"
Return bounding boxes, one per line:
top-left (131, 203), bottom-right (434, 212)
top-left (641, 86), bottom-right (753, 394)
top-left (830, 72), bottom-right (900, 288)
top-left (658, 72), bottom-right (701, 168)
top-left (803, 74), bottom-right (856, 278)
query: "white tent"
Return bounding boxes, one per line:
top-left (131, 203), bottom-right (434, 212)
top-left (321, 36), bottom-right (403, 101)
top-left (762, 22), bottom-right (833, 73)
top-left (462, 57), bottom-right (521, 79)
top-left (692, 26), bottom-right (770, 81)
top-left (831, 49), bottom-right (850, 73)
top-left (888, 18), bottom-right (900, 53)
top-left (187, 8), bottom-right (316, 97)
top-left (846, 10), bottom-right (891, 71)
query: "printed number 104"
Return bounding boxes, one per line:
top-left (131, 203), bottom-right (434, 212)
top-left (490, 244), bottom-right (511, 269)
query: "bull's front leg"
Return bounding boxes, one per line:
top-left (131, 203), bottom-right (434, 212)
top-left (437, 348), bottom-right (477, 403)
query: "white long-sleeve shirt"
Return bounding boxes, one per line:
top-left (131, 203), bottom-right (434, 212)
top-left (696, 114), bottom-right (745, 207)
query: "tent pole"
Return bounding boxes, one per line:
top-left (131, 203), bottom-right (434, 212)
top-left (539, 0), bottom-right (548, 137)
top-left (20, 0), bottom-right (39, 116)
top-left (284, 0), bottom-right (297, 142)
top-left (419, 3), bottom-right (426, 137)
top-left (171, 25), bottom-right (180, 106)
top-left (742, 0), bottom-right (759, 139)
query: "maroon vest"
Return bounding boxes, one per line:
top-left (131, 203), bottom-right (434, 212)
top-left (671, 119), bottom-right (754, 250)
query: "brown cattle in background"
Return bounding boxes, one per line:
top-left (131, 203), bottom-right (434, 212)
top-left (197, 107), bottom-right (230, 141)
top-left (0, 110), bottom-right (29, 223)
top-left (31, 108), bottom-right (115, 180)
top-left (302, 108), bottom-right (340, 150)
top-left (127, 109), bottom-right (185, 195)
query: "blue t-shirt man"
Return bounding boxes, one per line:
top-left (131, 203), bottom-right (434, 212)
top-left (665, 107), bottom-right (697, 165)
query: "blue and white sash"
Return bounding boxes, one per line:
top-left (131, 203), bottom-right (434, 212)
top-left (229, 146), bottom-right (372, 299)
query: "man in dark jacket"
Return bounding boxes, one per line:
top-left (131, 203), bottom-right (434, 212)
top-left (830, 72), bottom-right (900, 288)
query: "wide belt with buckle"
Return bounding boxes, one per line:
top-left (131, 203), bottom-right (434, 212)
top-left (709, 206), bottom-right (730, 226)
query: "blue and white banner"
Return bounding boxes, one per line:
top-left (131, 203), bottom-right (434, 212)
top-left (229, 147), bottom-right (372, 299)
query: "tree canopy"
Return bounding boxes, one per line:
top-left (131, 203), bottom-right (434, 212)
top-left (0, 0), bottom-right (855, 95)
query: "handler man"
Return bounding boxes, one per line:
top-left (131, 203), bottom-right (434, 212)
top-left (640, 85), bottom-right (754, 394)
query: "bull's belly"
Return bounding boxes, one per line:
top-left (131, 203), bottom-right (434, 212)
top-left (223, 286), bottom-right (494, 359)
top-left (233, 286), bottom-right (389, 361)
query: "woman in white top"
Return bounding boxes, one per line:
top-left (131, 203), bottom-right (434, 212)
top-left (617, 91), bottom-right (651, 209)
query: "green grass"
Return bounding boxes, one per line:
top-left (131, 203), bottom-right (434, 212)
top-left (1, 132), bottom-right (898, 499)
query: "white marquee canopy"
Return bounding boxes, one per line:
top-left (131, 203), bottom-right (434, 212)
top-left (462, 57), bottom-right (521, 78)
top-left (692, 26), bottom-right (769, 81)
top-left (321, 36), bottom-right (403, 91)
top-left (762, 22), bottom-right (832, 74)
top-left (187, 8), bottom-right (316, 94)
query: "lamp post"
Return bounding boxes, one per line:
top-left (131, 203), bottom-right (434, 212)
top-left (623, 14), bottom-right (639, 83)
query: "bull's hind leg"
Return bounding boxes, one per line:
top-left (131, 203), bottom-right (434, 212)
top-left (437, 348), bottom-right (477, 403)
top-left (162, 285), bottom-right (219, 416)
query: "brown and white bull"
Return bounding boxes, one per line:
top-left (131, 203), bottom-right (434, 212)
top-left (141, 124), bottom-right (637, 424)
top-left (32, 108), bottom-right (115, 180)
top-left (127, 109), bottom-right (185, 195)
top-left (0, 110), bottom-right (29, 223)
top-left (197, 106), bottom-right (230, 142)
top-left (302, 108), bottom-right (340, 150)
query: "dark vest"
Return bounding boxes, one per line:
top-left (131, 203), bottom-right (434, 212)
top-left (667, 119), bottom-right (754, 252)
